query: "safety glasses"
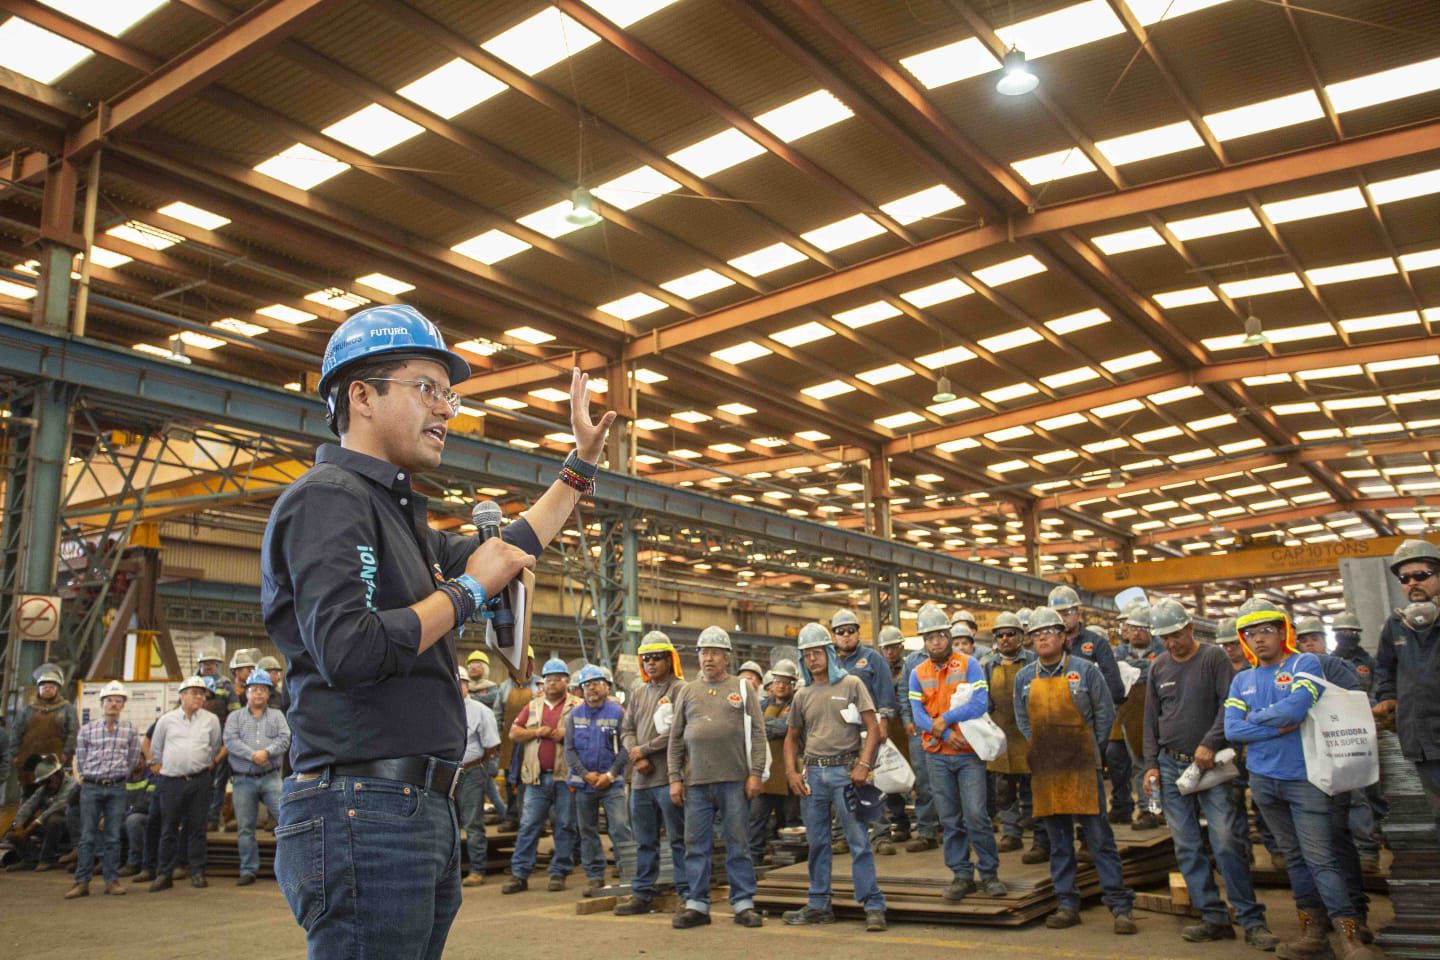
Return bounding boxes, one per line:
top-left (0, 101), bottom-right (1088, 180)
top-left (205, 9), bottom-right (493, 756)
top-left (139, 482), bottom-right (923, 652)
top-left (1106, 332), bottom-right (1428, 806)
top-left (1397, 569), bottom-right (1435, 586)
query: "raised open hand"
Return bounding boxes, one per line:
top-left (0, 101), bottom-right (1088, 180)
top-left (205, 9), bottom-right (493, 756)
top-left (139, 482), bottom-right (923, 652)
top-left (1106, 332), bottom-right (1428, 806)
top-left (571, 367), bottom-right (618, 464)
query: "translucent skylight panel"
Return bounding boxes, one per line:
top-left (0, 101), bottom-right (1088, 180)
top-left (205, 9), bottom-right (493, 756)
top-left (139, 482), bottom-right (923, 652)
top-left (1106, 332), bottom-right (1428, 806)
top-left (1369, 355), bottom-right (1439, 374)
top-left (1092, 226), bottom-right (1164, 254)
top-left (1259, 188), bottom-right (1366, 226)
top-left (0, 18), bottom-right (92, 83)
top-left (901, 277), bottom-right (972, 308)
top-left (305, 288), bottom-right (371, 311)
top-left (632, 368), bottom-right (666, 384)
top-left (599, 293), bottom-right (666, 321)
top-left (755, 90), bottom-right (853, 142)
top-left (1167, 208), bottom-right (1259, 241)
top-left (1295, 364), bottom-right (1363, 380)
top-left (40, 0), bottom-right (167, 35)
top-left (1046, 309), bottom-right (1109, 335)
top-left (157, 202), bottom-right (229, 231)
top-left (323, 104), bottom-right (423, 156)
top-left (978, 327), bottom-right (1043, 353)
top-left (899, 37), bottom-right (997, 90)
top-left (1103, 350), bottom-right (1161, 373)
top-left (1035, 449), bottom-right (1079, 464)
top-left (801, 214), bottom-right (885, 252)
top-left (989, 459), bottom-right (1029, 474)
top-left (1094, 398), bottom-right (1144, 418)
top-left (1042, 366), bottom-right (1101, 388)
top-left (1306, 258), bottom-right (1395, 286)
top-left (937, 437), bottom-right (981, 452)
top-left (584, 0), bottom-right (681, 28)
top-left (529, 387), bottom-right (570, 403)
top-left (876, 411), bottom-right (926, 430)
top-left (1134, 426), bottom-right (1182, 443)
top-left (1327, 56), bottom-right (1440, 114)
top-left (482, 8), bottom-right (599, 76)
top-left (517, 201), bottom-right (590, 238)
top-left (506, 326), bottom-right (555, 344)
top-left (916, 345), bottom-right (976, 369)
top-left (667, 128), bottom-right (765, 177)
top-left (983, 382), bottom-right (1039, 403)
top-left (0, 278), bottom-right (37, 300)
top-left (1369, 168), bottom-right (1440, 205)
top-left (211, 317), bottom-right (267, 337)
top-left (881, 185), bottom-right (965, 225)
top-left (257, 304), bottom-right (316, 325)
top-left (729, 242), bottom-right (806, 277)
top-left (1399, 248), bottom-right (1440, 272)
top-left (1012, 148), bottom-right (1097, 185)
top-left (1204, 90), bottom-right (1324, 141)
top-left (254, 144), bottom-right (350, 190)
top-left (833, 301), bottom-right (901, 328)
top-left (710, 341), bottom-right (772, 365)
top-left (771, 321), bottom-right (833, 347)
top-left (987, 425), bottom-right (1033, 442)
top-left (1038, 412), bottom-right (1088, 430)
top-left (1084, 437), bottom-right (1130, 452)
top-left (398, 59), bottom-right (506, 118)
top-left (1153, 286), bottom-right (1217, 308)
top-left (632, 418), bottom-right (666, 431)
top-left (717, 402), bottom-right (757, 416)
top-left (796, 430), bottom-right (831, 442)
top-left (1096, 121), bottom-right (1204, 166)
top-left (803, 380), bottom-right (856, 400)
top-left (455, 339), bottom-right (503, 357)
top-left (1188, 413), bottom-right (1237, 431)
top-left (996, 0), bottom-right (1125, 60)
top-left (593, 166), bottom-right (680, 211)
top-left (661, 269), bottom-right (733, 299)
top-left (354, 272), bottom-right (414, 295)
top-left (1220, 273), bottom-right (1302, 298)
top-left (451, 229), bottom-right (531, 265)
top-left (1150, 385), bottom-right (1204, 404)
top-left (85, 247), bottom-right (132, 269)
top-left (133, 343), bottom-right (190, 363)
top-left (858, 363), bottom-right (913, 385)
top-left (973, 255), bottom-right (1044, 287)
top-left (929, 396), bottom-right (981, 416)
top-left (671, 410), bottom-right (712, 423)
top-left (105, 221), bottom-right (183, 251)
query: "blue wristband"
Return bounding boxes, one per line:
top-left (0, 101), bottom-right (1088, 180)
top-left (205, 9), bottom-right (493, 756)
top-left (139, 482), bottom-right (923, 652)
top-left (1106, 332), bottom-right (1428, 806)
top-left (455, 574), bottom-right (488, 612)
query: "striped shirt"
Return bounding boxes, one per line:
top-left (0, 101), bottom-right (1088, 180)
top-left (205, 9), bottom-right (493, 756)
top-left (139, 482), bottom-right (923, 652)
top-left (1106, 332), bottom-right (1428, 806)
top-left (223, 706), bottom-right (291, 775)
top-left (76, 718), bottom-right (141, 783)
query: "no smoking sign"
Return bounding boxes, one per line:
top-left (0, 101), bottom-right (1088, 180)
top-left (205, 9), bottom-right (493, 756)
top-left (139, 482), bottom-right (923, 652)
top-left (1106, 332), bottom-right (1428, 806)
top-left (15, 595), bottom-right (61, 643)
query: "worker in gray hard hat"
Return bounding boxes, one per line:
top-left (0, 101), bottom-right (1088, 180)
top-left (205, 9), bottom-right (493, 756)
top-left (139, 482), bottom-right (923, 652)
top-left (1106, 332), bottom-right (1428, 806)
top-left (949, 621), bottom-right (976, 657)
top-left (910, 603), bottom-right (1006, 903)
top-left (5, 662), bottom-right (77, 802)
top-left (1048, 585), bottom-right (1125, 707)
top-left (1110, 604), bottom-right (1160, 830)
top-left (1215, 618), bottom-right (1247, 673)
top-left (1375, 539), bottom-right (1440, 850)
top-left (986, 611), bottom-right (1043, 861)
top-left (875, 626), bottom-right (919, 845)
top-left (668, 626), bottom-right (766, 930)
top-left (1139, 599), bottom-right (1278, 950)
top-left (1327, 613), bottom-right (1374, 696)
top-left (2, 753), bottom-right (77, 872)
top-left (738, 660), bottom-right (765, 692)
top-left (829, 608), bottom-right (898, 725)
top-left (885, 627), bottom-right (939, 853)
top-left (257, 655), bottom-right (288, 713)
top-left (749, 659), bottom-right (799, 866)
top-left (1326, 611), bottom-right (1386, 875)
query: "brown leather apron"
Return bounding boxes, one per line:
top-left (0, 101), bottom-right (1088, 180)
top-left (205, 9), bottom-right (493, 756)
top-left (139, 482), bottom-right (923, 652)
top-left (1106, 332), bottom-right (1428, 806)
top-left (1027, 657), bottom-right (1099, 817)
top-left (1114, 683), bottom-right (1147, 755)
top-left (16, 700), bottom-right (67, 788)
top-left (763, 699), bottom-right (792, 796)
top-left (987, 658), bottom-right (1029, 775)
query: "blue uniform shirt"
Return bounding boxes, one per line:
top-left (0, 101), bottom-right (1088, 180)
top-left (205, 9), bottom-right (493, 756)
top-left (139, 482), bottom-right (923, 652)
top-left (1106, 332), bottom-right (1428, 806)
top-left (1224, 652), bottom-right (1323, 782)
top-left (837, 645), bottom-right (897, 718)
top-left (1013, 656), bottom-right (1114, 766)
top-left (1067, 626), bottom-right (1126, 704)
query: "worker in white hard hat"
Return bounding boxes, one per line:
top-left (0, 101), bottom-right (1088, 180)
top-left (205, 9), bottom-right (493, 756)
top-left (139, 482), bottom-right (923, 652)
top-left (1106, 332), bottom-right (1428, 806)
top-left (828, 609), bottom-right (898, 725)
top-left (65, 681), bottom-right (142, 899)
top-left (985, 612), bottom-right (1043, 862)
top-left (1110, 604), bottom-right (1160, 830)
top-left (909, 604), bottom-right (1006, 903)
top-left (148, 676), bottom-right (223, 893)
top-left (737, 660), bottom-right (765, 691)
top-left (887, 627), bottom-right (941, 853)
top-left (1015, 607), bottom-right (1137, 934)
top-left (1048, 585), bottom-right (1125, 708)
top-left (668, 626), bottom-right (766, 930)
top-left (5, 662), bottom-right (77, 802)
top-left (875, 626), bottom-right (920, 846)
top-left (1139, 599), bottom-right (1278, 950)
top-left (749, 658), bottom-right (800, 866)
top-left (949, 621), bottom-right (975, 657)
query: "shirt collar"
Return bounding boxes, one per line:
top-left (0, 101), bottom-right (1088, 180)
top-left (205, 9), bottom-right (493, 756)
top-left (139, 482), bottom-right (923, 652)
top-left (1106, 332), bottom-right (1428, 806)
top-left (316, 443), bottom-right (413, 492)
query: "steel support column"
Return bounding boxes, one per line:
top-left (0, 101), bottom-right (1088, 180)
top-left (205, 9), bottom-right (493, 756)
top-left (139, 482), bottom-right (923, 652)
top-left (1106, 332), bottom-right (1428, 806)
top-left (622, 519), bottom-right (639, 655)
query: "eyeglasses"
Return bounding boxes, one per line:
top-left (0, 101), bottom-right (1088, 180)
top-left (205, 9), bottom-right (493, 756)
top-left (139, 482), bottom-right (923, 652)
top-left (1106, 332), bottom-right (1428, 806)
top-left (993, 631), bottom-right (1020, 641)
top-left (1241, 623), bottom-right (1281, 638)
top-left (640, 654), bottom-right (668, 663)
top-left (833, 625), bottom-right (859, 635)
top-left (1398, 569), bottom-right (1435, 586)
top-left (363, 377), bottom-right (459, 416)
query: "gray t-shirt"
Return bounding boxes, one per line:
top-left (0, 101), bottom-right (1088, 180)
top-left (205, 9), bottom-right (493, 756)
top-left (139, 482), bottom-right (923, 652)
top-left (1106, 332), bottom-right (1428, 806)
top-left (667, 675), bottom-right (766, 786)
top-left (1142, 643), bottom-right (1232, 769)
top-left (622, 675), bottom-right (683, 789)
top-left (789, 674), bottom-right (874, 759)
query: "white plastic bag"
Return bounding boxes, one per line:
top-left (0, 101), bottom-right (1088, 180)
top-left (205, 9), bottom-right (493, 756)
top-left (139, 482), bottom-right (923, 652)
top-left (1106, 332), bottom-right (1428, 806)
top-left (739, 678), bottom-right (771, 781)
top-left (1298, 673), bottom-right (1379, 796)
top-left (948, 683), bottom-right (974, 711)
top-left (653, 701), bottom-right (673, 737)
top-left (872, 737), bottom-right (915, 794)
top-left (840, 703), bottom-right (862, 726)
top-left (1176, 747), bottom-right (1239, 795)
top-left (958, 714), bottom-right (1008, 762)
top-left (1117, 660), bottom-right (1142, 697)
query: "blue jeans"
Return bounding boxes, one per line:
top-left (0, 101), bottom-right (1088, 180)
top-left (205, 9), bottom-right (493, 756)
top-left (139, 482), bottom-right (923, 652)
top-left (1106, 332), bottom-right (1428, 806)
top-left (632, 784), bottom-right (688, 899)
top-left (75, 782), bottom-right (127, 884)
top-left (997, 774), bottom-right (1036, 840)
top-left (802, 764), bottom-right (885, 911)
top-left (575, 782), bottom-right (633, 881)
top-left (456, 768), bottom-right (490, 875)
top-left (1328, 793), bottom-right (1370, 921)
top-left (479, 759), bottom-right (506, 823)
top-left (1158, 753), bottom-right (1264, 928)
top-left (275, 773), bottom-right (461, 960)
top-left (1348, 784), bottom-right (1383, 857)
top-left (1106, 740), bottom-right (1135, 819)
top-left (927, 752), bottom-right (999, 881)
top-left (908, 735), bottom-right (939, 839)
top-left (1043, 772), bottom-right (1134, 914)
top-left (510, 772), bottom-right (576, 880)
top-left (232, 770), bottom-right (283, 878)
top-left (1250, 773), bottom-right (1357, 920)
top-left (749, 794), bottom-right (789, 858)
top-left (125, 812), bottom-right (149, 869)
top-left (682, 781), bottom-right (756, 914)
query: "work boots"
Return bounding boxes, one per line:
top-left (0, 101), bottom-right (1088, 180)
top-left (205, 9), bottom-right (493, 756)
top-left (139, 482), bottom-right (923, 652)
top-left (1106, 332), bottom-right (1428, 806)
top-left (1331, 918), bottom-right (1385, 960)
top-left (63, 881), bottom-right (89, 899)
top-left (1276, 909), bottom-right (1332, 960)
top-left (903, 836), bottom-right (937, 853)
top-left (1022, 842), bottom-right (1050, 864)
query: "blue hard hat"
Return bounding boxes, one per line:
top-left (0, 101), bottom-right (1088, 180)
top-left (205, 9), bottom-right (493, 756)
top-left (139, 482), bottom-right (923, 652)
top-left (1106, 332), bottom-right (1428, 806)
top-left (844, 781), bottom-right (887, 824)
top-left (317, 304), bottom-right (471, 409)
top-left (541, 658), bottom-right (570, 678)
top-left (575, 664), bottom-right (606, 687)
top-left (245, 669), bottom-right (275, 689)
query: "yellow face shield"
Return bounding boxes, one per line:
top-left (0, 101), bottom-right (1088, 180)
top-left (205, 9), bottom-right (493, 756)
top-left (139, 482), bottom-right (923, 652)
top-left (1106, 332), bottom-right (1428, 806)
top-left (1235, 610), bottom-right (1297, 667)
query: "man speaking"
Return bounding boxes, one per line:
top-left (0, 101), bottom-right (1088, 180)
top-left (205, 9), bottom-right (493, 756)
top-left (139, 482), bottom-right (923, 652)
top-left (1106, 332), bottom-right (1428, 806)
top-left (262, 305), bottom-right (614, 958)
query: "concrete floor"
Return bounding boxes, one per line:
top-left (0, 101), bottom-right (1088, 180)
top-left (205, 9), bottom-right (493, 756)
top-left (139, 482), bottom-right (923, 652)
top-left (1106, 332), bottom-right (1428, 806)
top-left (0, 868), bottom-right (1393, 960)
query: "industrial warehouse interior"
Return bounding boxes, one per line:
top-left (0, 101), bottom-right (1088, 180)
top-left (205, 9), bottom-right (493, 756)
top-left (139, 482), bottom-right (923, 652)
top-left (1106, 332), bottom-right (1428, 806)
top-left (0, 1), bottom-right (1437, 958)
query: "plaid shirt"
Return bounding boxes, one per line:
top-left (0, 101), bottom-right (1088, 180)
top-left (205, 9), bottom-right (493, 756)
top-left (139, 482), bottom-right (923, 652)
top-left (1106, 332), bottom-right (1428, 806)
top-left (75, 718), bottom-right (141, 783)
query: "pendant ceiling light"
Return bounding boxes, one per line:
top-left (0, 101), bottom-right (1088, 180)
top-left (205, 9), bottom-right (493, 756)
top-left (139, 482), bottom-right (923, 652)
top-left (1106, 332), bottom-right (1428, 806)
top-left (996, 47), bottom-right (1039, 96)
top-left (565, 186), bottom-right (602, 227)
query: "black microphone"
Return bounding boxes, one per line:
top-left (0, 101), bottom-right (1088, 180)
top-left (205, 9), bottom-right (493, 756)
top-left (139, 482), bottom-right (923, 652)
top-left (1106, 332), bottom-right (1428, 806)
top-left (472, 500), bottom-right (517, 650)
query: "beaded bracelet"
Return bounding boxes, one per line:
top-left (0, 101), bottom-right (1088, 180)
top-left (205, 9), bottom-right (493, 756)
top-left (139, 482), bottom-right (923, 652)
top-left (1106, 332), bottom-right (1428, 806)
top-left (559, 452), bottom-right (597, 495)
top-left (436, 580), bottom-right (473, 629)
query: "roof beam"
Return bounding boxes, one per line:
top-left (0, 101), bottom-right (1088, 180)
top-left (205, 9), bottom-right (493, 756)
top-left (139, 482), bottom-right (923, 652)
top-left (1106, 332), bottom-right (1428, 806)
top-left (1136, 498), bottom-right (1421, 546)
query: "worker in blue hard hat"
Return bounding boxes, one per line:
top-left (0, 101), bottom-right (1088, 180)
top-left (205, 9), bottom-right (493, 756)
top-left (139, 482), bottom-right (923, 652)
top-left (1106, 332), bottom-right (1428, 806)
top-left (222, 668), bottom-right (290, 887)
top-left (505, 658), bottom-right (582, 895)
top-left (566, 664), bottom-right (632, 895)
top-left (262, 303), bottom-right (615, 955)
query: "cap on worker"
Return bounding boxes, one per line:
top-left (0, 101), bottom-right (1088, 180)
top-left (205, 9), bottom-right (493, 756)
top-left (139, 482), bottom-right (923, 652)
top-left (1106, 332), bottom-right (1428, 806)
top-left (32, 663), bottom-right (63, 686)
top-left (229, 649), bottom-right (257, 670)
top-left (245, 669), bottom-right (275, 689)
top-left (738, 660), bottom-right (764, 680)
top-left (257, 655), bottom-right (283, 671)
top-left (575, 664), bottom-right (607, 687)
top-left (1048, 584), bottom-right (1081, 610)
top-left (1027, 607), bottom-right (1065, 633)
top-left (830, 608), bottom-right (860, 630)
top-left (317, 305), bottom-right (470, 417)
top-left (99, 680), bottom-right (128, 701)
top-left (844, 781), bottom-right (887, 824)
top-left (992, 612), bottom-right (1023, 633)
top-left (1293, 616), bottom-right (1325, 637)
top-left (877, 625), bottom-right (905, 648)
top-left (1215, 617), bottom-right (1239, 644)
top-left (1125, 605), bottom-right (1152, 630)
top-left (697, 625), bottom-right (732, 651)
top-left (178, 675), bottom-right (209, 694)
top-left (1149, 598), bottom-right (1191, 637)
top-left (796, 622), bottom-right (832, 650)
top-left (770, 659), bottom-right (800, 681)
top-left (541, 658), bottom-right (570, 678)
top-left (466, 649), bottom-right (490, 665)
top-left (916, 603), bottom-right (949, 636)
top-left (1331, 612), bottom-right (1362, 633)
top-left (1389, 538), bottom-right (1440, 574)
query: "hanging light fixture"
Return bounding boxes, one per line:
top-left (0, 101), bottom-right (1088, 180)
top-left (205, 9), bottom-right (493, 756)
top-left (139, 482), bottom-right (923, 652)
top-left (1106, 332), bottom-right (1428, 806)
top-left (1106, 473), bottom-right (1125, 489)
top-left (996, 47), bottom-right (1039, 96)
top-left (1242, 314), bottom-right (1268, 346)
top-left (564, 186), bottom-right (602, 227)
top-left (932, 375), bottom-right (956, 403)
top-left (170, 335), bottom-right (186, 360)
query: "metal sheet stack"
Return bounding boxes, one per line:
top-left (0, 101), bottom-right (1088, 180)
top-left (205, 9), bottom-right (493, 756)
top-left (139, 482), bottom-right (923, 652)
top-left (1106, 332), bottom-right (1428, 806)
top-left (1377, 731), bottom-right (1440, 958)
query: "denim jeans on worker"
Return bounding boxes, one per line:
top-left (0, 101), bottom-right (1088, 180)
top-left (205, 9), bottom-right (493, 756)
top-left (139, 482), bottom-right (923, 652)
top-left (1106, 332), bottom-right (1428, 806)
top-left (1328, 792), bottom-right (1370, 920)
top-left (927, 752), bottom-right (999, 881)
top-left (576, 782), bottom-right (633, 881)
top-left (510, 771), bottom-right (577, 880)
top-left (908, 734), bottom-right (939, 839)
top-left (480, 759), bottom-right (506, 823)
top-left (801, 764), bottom-right (886, 912)
top-left (749, 794), bottom-right (789, 858)
top-left (1106, 740), bottom-right (1135, 820)
top-left (1250, 773), bottom-right (1357, 920)
top-left (1043, 773), bottom-right (1134, 914)
top-left (455, 769), bottom-right (489, 876)
top-left (75, 782), bottom-right (127, 884)
top-left (682, 780), bottom-right (756, 914)
top-left (1158, 752), bottom-right (1264, 929)
top-left (1348, 783), bottom-right (1383, 857)
top-left (232, 770), bottom-right (282, 878)
top-left (275, 773), bottom-right (461, 960)
top-left (632, 784), bottom-right (688, 900)
top-left (125, 812), bottom-right (148, 870)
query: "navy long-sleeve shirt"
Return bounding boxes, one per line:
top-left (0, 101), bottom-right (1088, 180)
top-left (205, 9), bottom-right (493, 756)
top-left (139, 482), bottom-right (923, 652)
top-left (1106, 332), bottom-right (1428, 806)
top-left (1068, 626), bottom-right (1126, 704)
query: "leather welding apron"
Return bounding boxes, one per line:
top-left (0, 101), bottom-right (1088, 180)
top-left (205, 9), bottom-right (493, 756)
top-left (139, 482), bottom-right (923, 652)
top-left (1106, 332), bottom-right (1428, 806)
top-left (1113, 683), bottom-right (1147, 756)
top-left (1027, 658), bottom-right (1099, 817)
top-left (17, 701), bottom-right (66, 788)
top-left (987, 659), bottom-right (1029, 775)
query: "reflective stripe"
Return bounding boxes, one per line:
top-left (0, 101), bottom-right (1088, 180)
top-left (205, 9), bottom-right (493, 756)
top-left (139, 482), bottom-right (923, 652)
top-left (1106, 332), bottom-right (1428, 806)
top-left (1224, 697), bottom-right (1249, 712)
top-left (908, 691), bottom-right (923, 700)
top-left (918, 678), bottom-right (939, 690)
top-left (972, 681), bottom-right (989, 690)
top-left (1293, 679), bottom-right (1320, 704)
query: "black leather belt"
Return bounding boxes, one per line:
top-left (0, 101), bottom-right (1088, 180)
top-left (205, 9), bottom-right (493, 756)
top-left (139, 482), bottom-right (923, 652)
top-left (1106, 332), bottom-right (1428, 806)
top-left (1164, 749), bottom-right (1195, 763)
top-left (84, 777), bottom-right (125, 787)
top-left (805, 752), bottom-right (859, 768)
top-left (330, 756), bottom-right (463, 798)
